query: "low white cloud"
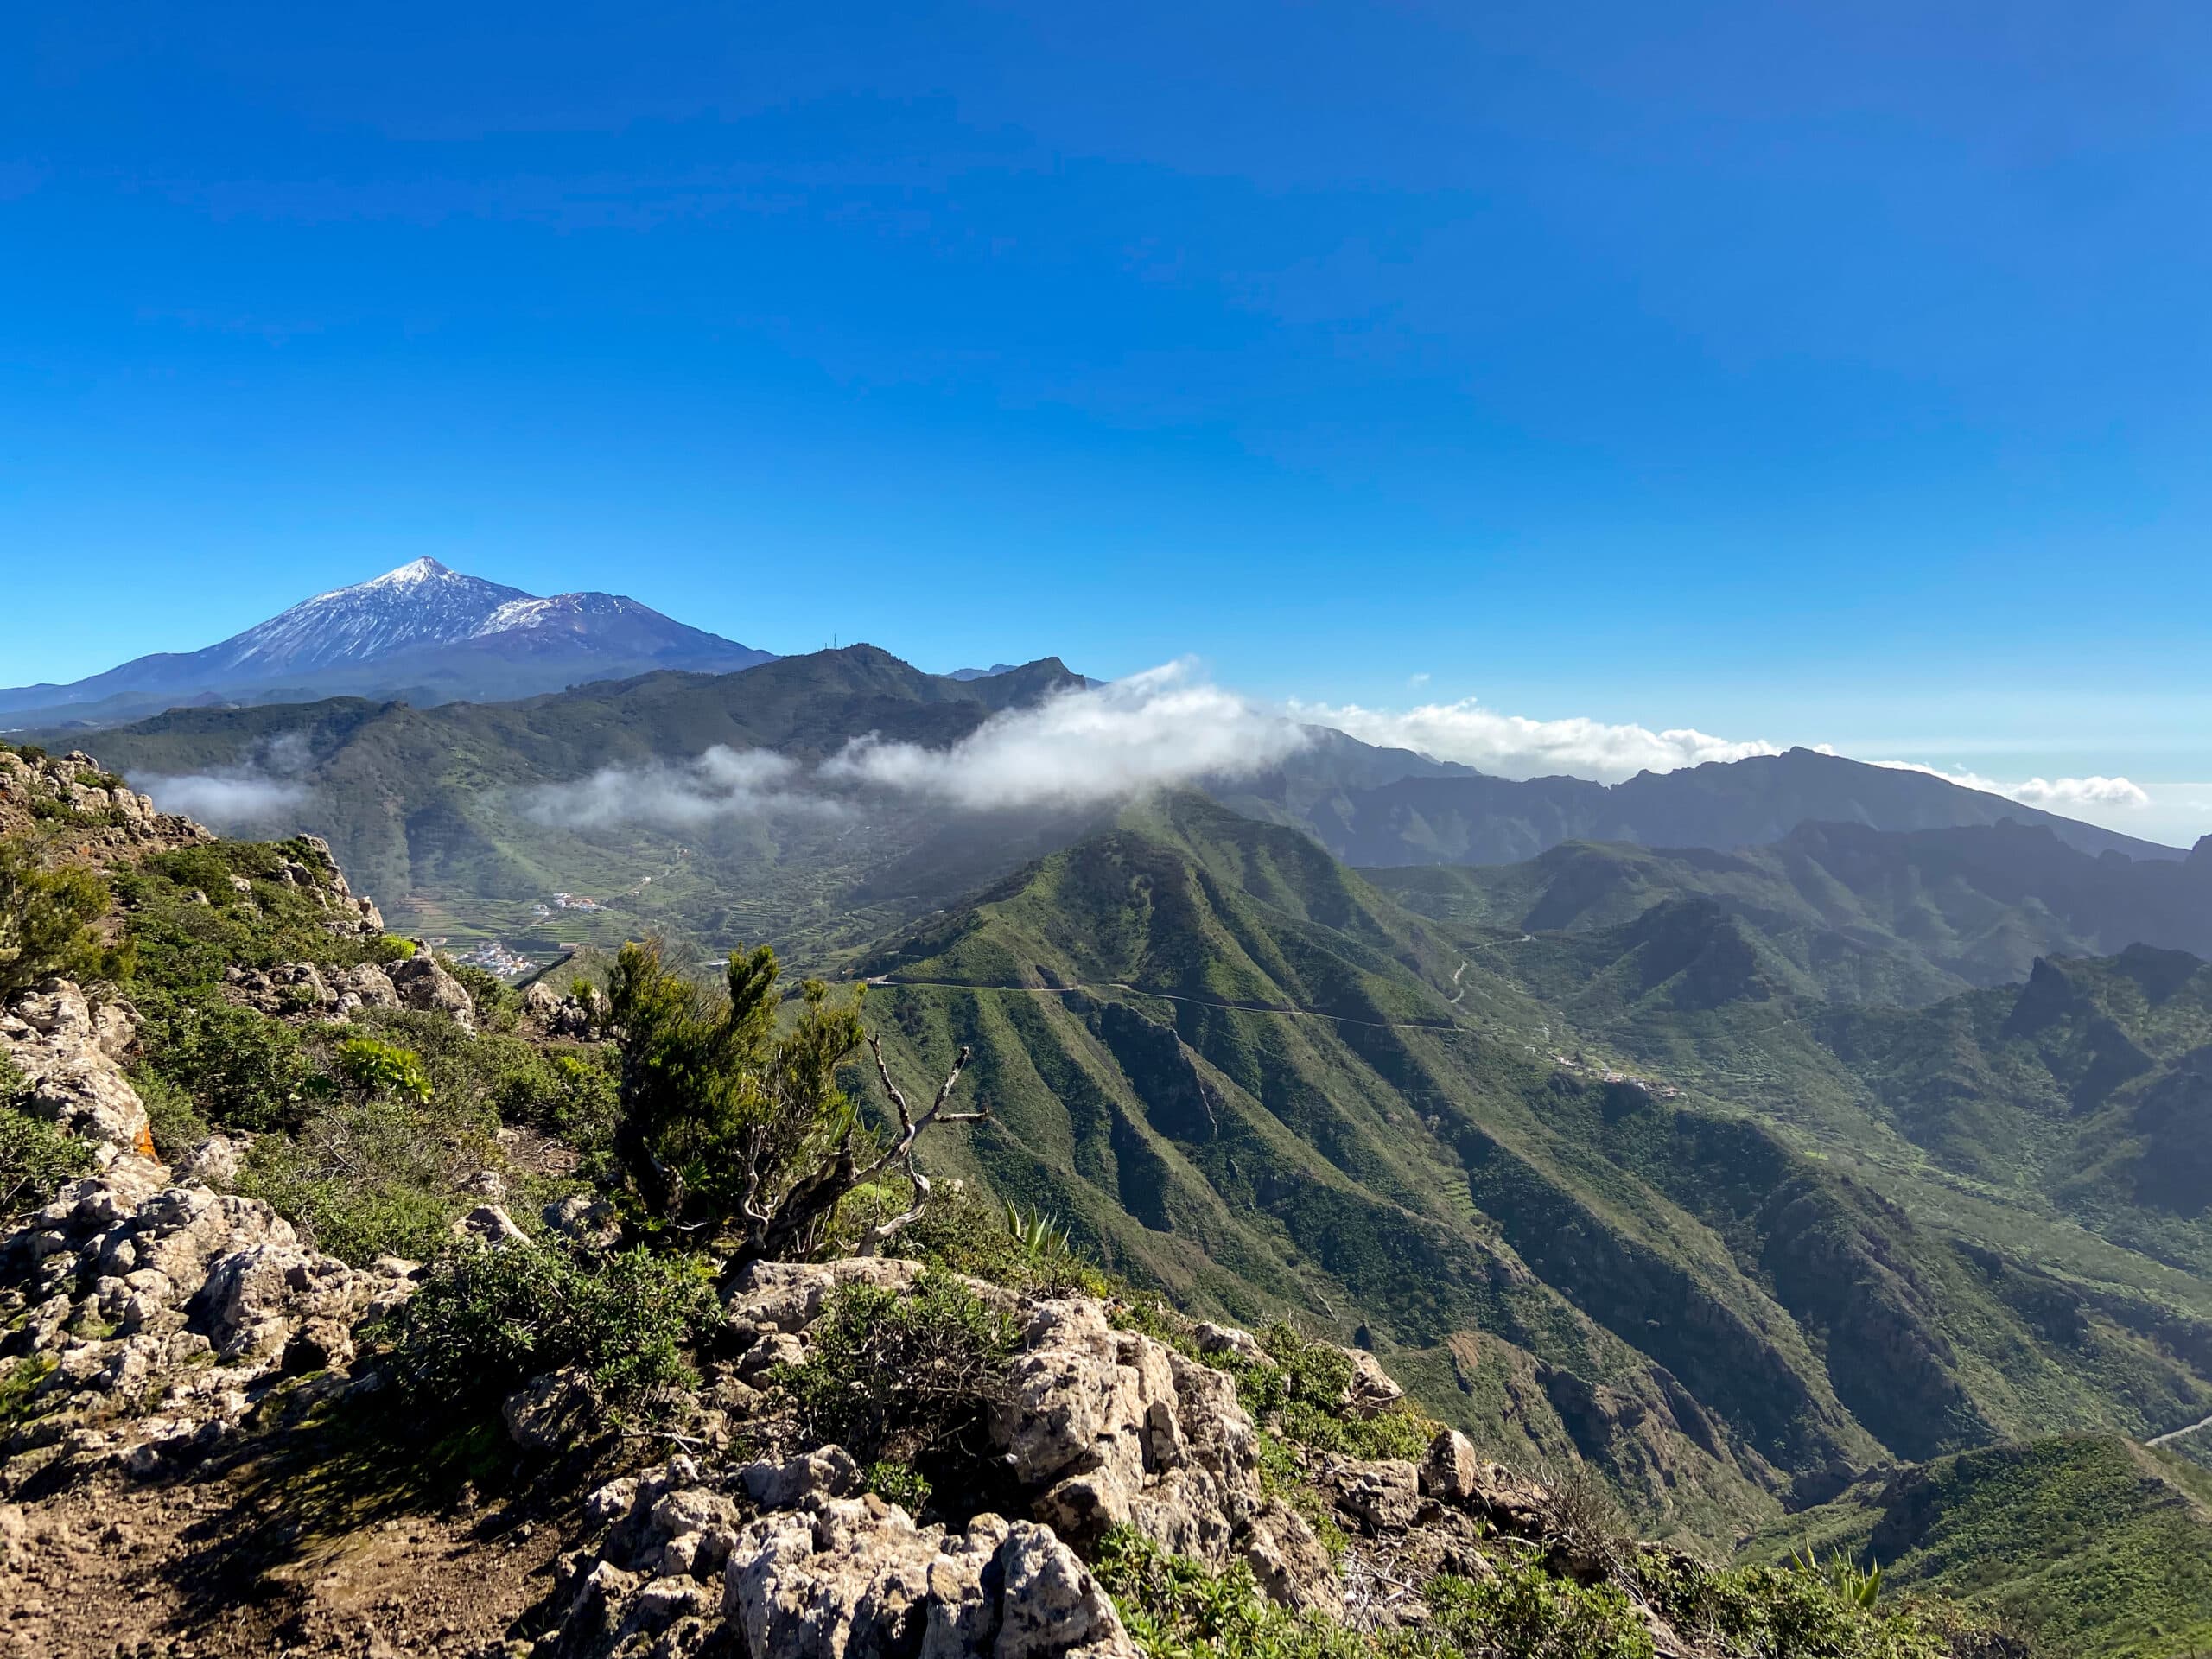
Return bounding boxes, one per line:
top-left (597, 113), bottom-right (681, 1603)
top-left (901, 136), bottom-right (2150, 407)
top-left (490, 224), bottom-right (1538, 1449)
top-left (1288, 696), bottom-right (1778, 783)
top-left (524, 747), bottom-right (830, 830)
top-left (1872, 761), bottom-right (2152, 811)
top-left (822, 662), bottom-right (1305, 809)
top-left (135, 772), bottom-right (309, 824)
top-left (132, 734), bottom-right (315, 827)
top-left (524, 663), bottom-right (1303, 827)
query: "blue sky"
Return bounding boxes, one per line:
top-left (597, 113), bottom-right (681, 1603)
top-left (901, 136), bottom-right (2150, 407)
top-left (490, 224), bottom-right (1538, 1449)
top-left (3, 3), bottom-right (2210, 840)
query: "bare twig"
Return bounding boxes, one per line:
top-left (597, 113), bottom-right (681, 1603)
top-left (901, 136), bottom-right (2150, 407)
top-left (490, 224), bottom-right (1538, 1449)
top-left (854, 1036), bottom-right (983, 1255)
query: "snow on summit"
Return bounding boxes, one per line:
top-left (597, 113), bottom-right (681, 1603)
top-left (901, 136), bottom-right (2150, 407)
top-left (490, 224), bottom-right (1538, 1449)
top-left (224, 559), bottom-right (535, 672)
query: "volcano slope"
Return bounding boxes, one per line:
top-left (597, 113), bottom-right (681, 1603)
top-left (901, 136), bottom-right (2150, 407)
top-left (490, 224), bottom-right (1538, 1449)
top-left (846, 792), bottom-right (2212, 1552)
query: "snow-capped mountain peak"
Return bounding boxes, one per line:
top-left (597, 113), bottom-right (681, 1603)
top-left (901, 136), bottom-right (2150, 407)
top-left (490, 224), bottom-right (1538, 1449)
top-left (224, 563), bottom-right (532, 673)
top-left (363, 556), bottom-right (453, 589)
top-left (0, 558), bottom-right (778, 723)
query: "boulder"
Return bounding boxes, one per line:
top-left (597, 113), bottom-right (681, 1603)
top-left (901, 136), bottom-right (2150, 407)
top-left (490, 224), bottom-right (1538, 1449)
top-left (543, 1193), bottom-right (621, 1249)
top-left (1342, 1348), bottom-right (1407, 1418)
top-left (334, 961), bottom-right (401, 1011)
top-left (725, 1256), bottom-right (926, 1333)
top-left (387, 954), bottom-right (476, 1031)
top-left (1, 980), bottom-right (156, 1166)
top-left (172, 1133), bottom-right (246, 1189)
top-left (1421, 1428), bottom-right (1481, 1503)
top-left (455, 1204), bottom-right (528, 1246)
top-left (717, 1503), bottom-right (1137, 1659)
top-left (1327, 1457), bottom-right (1423, 1533)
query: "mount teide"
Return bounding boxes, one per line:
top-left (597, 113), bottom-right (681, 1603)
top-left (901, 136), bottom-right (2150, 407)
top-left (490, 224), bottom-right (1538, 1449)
top-left (0, 557), bottom-right (775, 728)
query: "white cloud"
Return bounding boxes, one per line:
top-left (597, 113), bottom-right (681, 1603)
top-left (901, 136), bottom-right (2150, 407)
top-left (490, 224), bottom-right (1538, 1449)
top-left (821, 661), bottom-right (1306, 809)
top-left (132, 734), bottom-right (315, 827)
top-left (524, 747), bottom-right (830, 829)
top-left (1287, 696), bottom-right (1779, 783)
top-left (525, 663), bottom-right (1306, 826)
top-left (135, 772), bottom-right (309, 824)
top-left (1871, 761), bottom-right (2152, 811)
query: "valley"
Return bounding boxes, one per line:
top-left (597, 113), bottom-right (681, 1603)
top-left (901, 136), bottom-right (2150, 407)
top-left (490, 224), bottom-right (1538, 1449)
top-left (9, 594), bottom-right (2212, 1654)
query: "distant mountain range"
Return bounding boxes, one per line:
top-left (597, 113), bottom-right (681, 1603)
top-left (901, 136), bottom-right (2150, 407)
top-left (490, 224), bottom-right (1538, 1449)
top-left (1224, 742), bottom-right (2177, 865)
top-left (0, 557), bottom-right (776, 727)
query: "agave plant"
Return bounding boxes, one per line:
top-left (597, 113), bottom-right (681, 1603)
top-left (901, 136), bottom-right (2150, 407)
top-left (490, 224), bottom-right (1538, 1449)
top-left (1789, 1542), bottom-right (1883, 1607)
top-left (1003, 1198), bottom-right (1074, 1262)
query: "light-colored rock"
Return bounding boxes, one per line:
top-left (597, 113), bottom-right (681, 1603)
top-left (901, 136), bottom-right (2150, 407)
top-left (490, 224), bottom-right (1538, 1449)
top-left (2, 980), bottom-right (156, 1166)
top-left (724, 1255), bottom-right (926, 1333)
top-left (1420, 1427), bottom-right (1480, 1503)
top-left (740, 1445), bottom-right (863, 1510)
top-left (1192, 1321), bottom-right (1268, 1366)
top-left (0, 1170), bottom-right (406, 1478)
top-left (543, 1192), bottom-right (621, 1249)
top-left (1342, 1348), bottom-right (1406, 1418)
top-left (454, 1204), bottom-right (528, 1246)
top-left (387, 953), bottom-right (476, 1031)
top-left (1327, 1457), bottom-right (1423, 1532)
top-left (335, 961), bottom-right (401, 1010)
top-left (173, 1133), bottom-right (246, 1188)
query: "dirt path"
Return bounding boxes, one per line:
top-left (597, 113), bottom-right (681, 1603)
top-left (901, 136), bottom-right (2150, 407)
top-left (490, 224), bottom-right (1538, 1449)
top-left (862, 975), bottom-right (1473, 1035)
top-left (0, 1457), bottom-right (579, 1657)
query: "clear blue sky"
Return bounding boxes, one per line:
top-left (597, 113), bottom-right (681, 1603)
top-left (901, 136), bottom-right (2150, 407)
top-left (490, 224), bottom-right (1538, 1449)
top-left (4, 3), bottom-right (2210, 836)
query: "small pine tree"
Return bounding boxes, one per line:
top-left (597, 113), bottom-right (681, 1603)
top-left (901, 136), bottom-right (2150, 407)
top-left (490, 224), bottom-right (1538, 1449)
top-left (606, 938), bottom-right (980, 1262)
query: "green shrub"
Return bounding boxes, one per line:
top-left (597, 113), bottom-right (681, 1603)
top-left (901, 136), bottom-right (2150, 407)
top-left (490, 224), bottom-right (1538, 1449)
top-left (1425, 1566), bottom-right (1654, 1659)
top-left (134, 990), bottom-right (321, 1131)
top-left (374, 1237), bottom-right (719, 1417)
top-left (1099, 1528), bottom-right (1444, 1658)
top-left (889, 1182), bottom-right (1112, 1298)
top-left (0, 840), bottom-right (111, 995)
top-left (778, 1271), bottom-right (1017, 1503)
top-left (234, 1093), bottom-right (498, 1263)
top-left (0, 1102), bottom-right (91, 1219)
top-left (1632, 1555), bottom-right (1963, 1659)
top-left (865, 1458), bottom-right (934, 1512)
top-left (130, 1067), bottom-right (213, 1163)
top-left (336, 1035), bottom-right (433, 1104)
top-left (442, 957), bottom-right (519, 1030)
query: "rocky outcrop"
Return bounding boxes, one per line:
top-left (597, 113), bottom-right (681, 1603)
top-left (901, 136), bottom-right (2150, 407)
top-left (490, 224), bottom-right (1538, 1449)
top-left (551, 1452), bottom-right (1139, 1659)
top-left (0, 1173), bottom-right (416, 1488)
top-left (523, 980), bottom-right (602, 1039)
top-left (1, 980), bottom-right (156, 1171)
top-left (0, 749), bottom-right (211, 869)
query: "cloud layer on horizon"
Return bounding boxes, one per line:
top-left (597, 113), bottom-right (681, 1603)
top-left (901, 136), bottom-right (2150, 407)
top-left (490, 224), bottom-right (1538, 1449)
top-left (1871, 761), bottom-right (2152, 812)
top-left (1287, 696), bottom-right (1780, 783)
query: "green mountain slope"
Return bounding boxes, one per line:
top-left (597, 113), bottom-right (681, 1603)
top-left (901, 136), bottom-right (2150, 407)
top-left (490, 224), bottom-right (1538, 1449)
top-left (844, 793), bottom-right (2212, 1552)
top-left (67, 647), bottom-right (1101, 965)
top-left (1745, 1433), bottom-right (2212, 1658)
top-left (1372, 820), bottom-right (2212, 1006)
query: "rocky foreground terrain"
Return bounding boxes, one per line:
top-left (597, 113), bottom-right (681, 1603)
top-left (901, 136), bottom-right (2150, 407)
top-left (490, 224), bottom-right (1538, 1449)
top-left (0, 745), bottom-right (2021, 1656)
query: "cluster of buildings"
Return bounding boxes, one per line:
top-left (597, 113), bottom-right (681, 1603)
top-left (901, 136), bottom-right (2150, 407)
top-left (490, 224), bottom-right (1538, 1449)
top-left (454, 939), bottom-right (539, 979)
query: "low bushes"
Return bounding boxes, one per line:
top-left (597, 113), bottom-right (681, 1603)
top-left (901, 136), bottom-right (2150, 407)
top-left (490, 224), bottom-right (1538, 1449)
top-left (778, 1270), bottom-right (1019, 1516)
top-left (235, 1092), bottom-right (499, 1264)
top-left (0, 838), bottom-right (111, 996)
top-left (373, 1236), bottom-right (720, 1418)
top-left (0, 1054), bottom-right (90, 1218)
